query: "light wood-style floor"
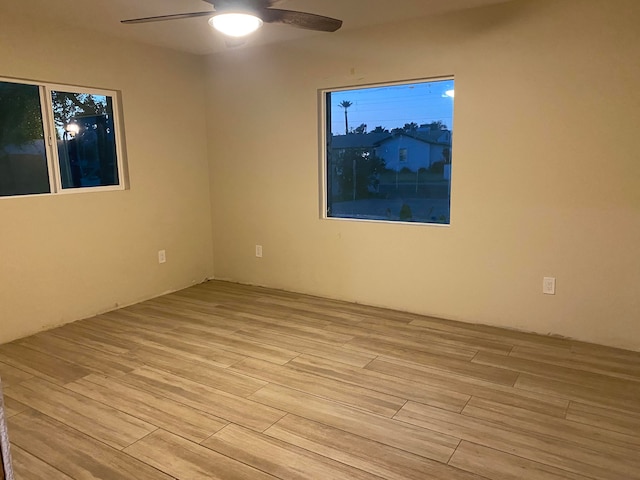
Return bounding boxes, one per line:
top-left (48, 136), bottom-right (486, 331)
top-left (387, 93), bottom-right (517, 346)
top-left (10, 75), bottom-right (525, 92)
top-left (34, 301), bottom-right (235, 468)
top-left (1, 281), bottom-right (639, 480)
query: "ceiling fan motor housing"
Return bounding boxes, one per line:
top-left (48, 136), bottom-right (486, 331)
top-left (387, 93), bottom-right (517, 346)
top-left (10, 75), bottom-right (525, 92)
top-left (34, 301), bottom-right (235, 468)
top-left (205, 0), bottom-right (273, 15)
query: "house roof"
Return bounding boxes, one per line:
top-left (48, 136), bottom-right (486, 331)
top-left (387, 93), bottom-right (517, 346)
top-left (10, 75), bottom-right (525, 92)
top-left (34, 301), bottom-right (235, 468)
top-left (330, 132), bottom-right (391, 149)
top-left (413, 129), bottom-right (450, 144)
top-left (331, 129), bottom-right (450, 150)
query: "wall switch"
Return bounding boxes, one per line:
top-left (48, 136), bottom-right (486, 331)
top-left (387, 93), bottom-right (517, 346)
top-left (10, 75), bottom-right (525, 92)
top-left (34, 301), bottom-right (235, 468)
top-left (158, 249), bottom-right (166, 264)
top-left (255, 245), bottom-right (263, 258)
top-left (543, 276), bottom-right (556, 295)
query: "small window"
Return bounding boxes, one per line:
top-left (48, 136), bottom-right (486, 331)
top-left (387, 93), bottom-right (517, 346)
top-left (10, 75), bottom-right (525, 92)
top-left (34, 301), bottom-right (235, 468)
top-left (323, 77), bottom-right (454, 225)
top-left (0, 77), bottom-right (125, 198)
top-left (52, 90), bottom-right (120, 189)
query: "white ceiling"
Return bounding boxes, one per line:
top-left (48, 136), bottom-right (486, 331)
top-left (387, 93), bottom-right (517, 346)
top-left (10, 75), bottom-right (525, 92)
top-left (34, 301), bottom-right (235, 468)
top-left (2, 0), bottom-right (511, 55)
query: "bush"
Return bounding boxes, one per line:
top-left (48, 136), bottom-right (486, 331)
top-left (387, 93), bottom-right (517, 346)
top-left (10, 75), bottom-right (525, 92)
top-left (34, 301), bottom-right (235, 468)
top-left (429, 161), bottom-right (445, 174)
top-left (399, 203), bottom-right (413, 221)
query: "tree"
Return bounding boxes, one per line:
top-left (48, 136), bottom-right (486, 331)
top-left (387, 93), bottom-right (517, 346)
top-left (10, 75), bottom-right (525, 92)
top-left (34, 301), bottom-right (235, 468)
top-left (353, 123), bottom-right (367, 135)
top-left (51, 92), bottom-right (108, 139)
top-left (339, 100), bottom-right (352, 135)
top-left (0, 82), bottom-right (44, 149)
top-left (336, 148), bottom-right (385, 201)
top-left (399, 203), bottom-right (413, 221)
top-left (371, 126), bottom-right (389, 134)
top-left (421, 120), bottom-right (447, 131)
top-left (403, 122), bottom-right (419, 133)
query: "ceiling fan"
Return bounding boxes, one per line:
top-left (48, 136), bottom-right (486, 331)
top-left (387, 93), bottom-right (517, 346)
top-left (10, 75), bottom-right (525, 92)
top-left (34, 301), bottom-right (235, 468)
top-left (121, 0), bottom-right (343, 39)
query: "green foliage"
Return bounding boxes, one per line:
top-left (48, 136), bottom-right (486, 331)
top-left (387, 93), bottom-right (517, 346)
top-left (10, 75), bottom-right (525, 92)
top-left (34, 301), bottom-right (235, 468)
top-left (336, 148), bottom-right (385, 200)
top-left (0, 82), bottom-right (110, 151)
top-left (421, 120), bottom-right (447, 130)
top-left (429, 161), bottom-right (445, 174)
top-left (399, 203), bottom-right (413, 221)
top-left (403, 122), bottom-right (419, 132)
top-left (51, 92), bottom-right (107, 139)
top-left (352, 123), bottom-right (367, 134)
top-left (339, 100), bottom-right (353, 135)
top-left (0, 82), bottom-right (44, 149)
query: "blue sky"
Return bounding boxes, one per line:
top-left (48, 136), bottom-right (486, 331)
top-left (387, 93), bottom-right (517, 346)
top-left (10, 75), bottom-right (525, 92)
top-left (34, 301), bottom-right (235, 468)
top-left (329, 79), bottom-right (454, 135)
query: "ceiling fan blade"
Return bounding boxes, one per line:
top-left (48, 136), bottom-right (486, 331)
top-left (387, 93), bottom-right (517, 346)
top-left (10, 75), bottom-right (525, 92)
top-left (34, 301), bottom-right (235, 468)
top-left (261, 9), bottom-right (342, 32)
top-left (121, 11), bottom-right (213, 25)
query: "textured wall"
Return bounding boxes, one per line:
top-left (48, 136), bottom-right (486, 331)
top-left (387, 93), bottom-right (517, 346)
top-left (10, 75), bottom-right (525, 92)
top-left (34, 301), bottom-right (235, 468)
top-left (0, 13), bottom-right (214, 343)
top-left (206, 0), bottom-right (640, 350)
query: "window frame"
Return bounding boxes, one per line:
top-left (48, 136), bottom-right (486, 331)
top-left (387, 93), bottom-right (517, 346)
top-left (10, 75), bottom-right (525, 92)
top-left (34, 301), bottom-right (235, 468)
top-left (398, 147), bottom-right (408, 163)
top-left (0, 76), bottom-right (127, 199)
top-left (319, 76), bottom-right (454, 226)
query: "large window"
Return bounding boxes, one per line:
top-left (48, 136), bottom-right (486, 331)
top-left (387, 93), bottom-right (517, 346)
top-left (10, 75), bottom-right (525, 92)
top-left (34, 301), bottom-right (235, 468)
top-left (323, 78), bottom-right (454, 224)
top-left (0, 78), bottom-right (125, 198)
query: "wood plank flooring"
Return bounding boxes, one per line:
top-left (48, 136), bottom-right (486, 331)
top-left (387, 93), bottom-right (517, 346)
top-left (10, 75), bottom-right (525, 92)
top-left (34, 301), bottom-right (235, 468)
top-left (1, 280), bottom-right (639, 480)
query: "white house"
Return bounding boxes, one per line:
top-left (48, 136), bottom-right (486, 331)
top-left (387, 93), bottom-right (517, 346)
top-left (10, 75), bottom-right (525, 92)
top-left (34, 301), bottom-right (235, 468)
top-left (330, 128), bottom-right (452, 173)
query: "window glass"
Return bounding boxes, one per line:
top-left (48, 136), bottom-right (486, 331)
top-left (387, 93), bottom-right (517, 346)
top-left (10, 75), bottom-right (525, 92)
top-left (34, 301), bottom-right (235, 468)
top-left (0, 81), bottom-right (50, 196)
top-left (52, 91), bottom-right (119, 189)
top-left (0, 78), bottom-right (125, 198)
top-left (325, 78), bottom-right (454, 224)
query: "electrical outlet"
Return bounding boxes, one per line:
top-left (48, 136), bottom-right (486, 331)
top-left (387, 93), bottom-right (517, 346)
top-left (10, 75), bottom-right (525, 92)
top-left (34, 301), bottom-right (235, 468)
top-left (255, 245), bottom-right (263, 258)
top-left (158, 249), bottom-right (166, 264)
top-left (543, 276), bottom-right (556, 295)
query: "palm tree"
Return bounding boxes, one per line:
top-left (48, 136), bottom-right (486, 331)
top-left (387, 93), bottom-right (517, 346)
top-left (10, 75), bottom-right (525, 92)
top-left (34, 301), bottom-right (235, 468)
top-left (339, 100), bottom-right (352, 135)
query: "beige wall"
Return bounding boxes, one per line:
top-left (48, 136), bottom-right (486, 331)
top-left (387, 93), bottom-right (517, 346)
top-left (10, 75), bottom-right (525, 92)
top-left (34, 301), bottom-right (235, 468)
top-left (0, 13), bottom-right (214, 343)
top-left (206, 0), bottom-right (640, 350)
top-left (2, 0), bottom-right (637, 351)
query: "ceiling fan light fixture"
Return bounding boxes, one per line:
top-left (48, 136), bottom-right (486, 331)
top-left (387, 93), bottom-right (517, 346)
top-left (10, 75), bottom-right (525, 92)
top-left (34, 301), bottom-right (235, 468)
top-left (209, 12), bottom-right (263, 37)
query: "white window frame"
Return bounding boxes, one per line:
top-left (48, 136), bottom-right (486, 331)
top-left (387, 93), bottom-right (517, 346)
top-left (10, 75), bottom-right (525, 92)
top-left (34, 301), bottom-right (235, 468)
top-left (0, 76), bottom-right (127, 199)
top-left (319, 75), bottom-right (454, 225)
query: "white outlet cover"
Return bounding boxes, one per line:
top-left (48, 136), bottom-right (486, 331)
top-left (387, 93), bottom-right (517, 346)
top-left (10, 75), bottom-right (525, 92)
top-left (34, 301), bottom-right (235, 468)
top-left (543, 277), bottom-right (556, 295)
